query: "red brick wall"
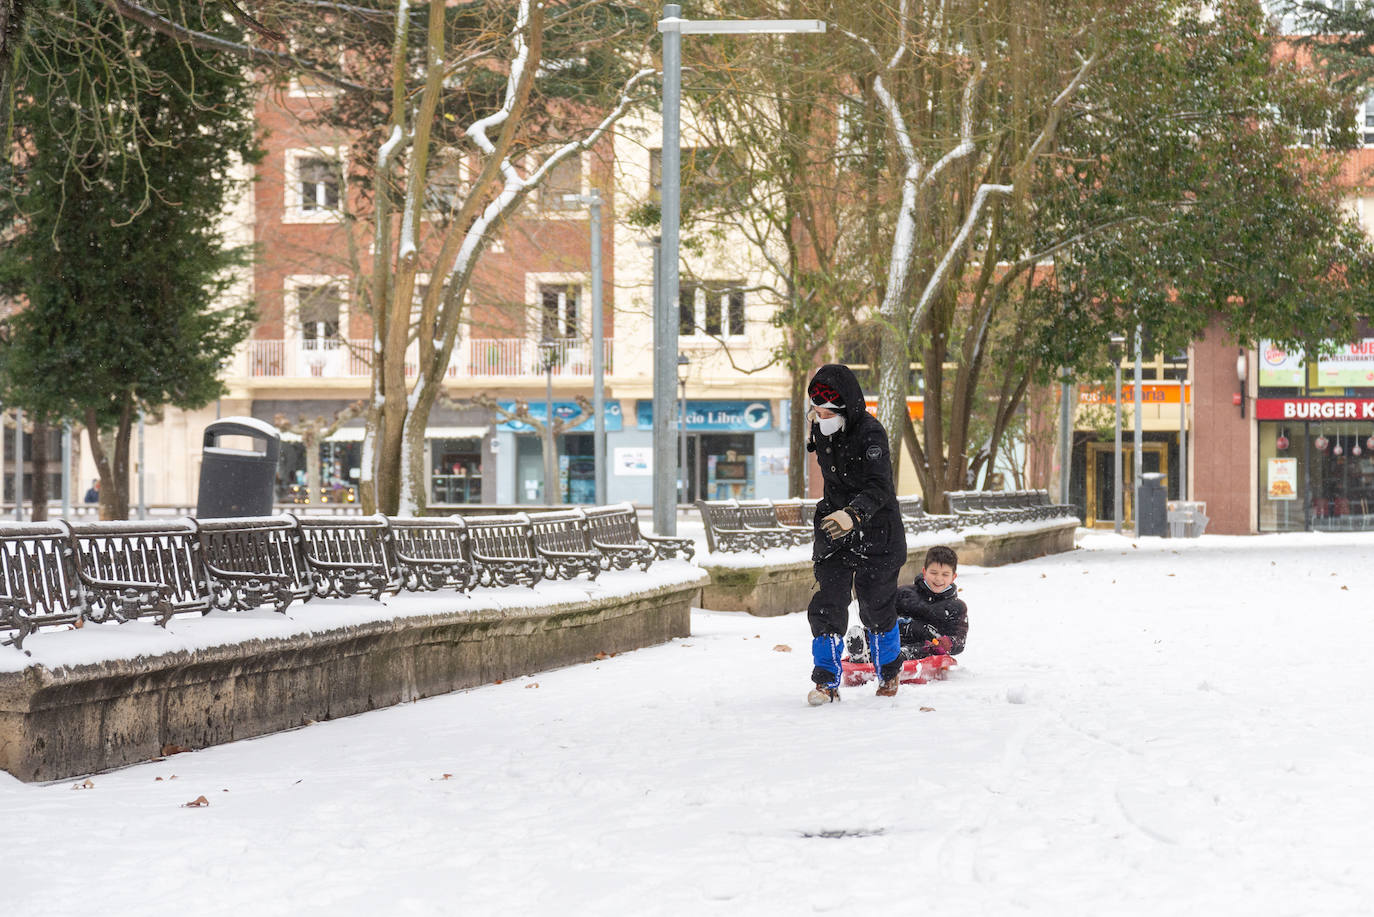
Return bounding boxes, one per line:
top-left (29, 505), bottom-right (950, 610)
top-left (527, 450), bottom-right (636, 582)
top-left (1191, 323), bottom-right (1253, 534)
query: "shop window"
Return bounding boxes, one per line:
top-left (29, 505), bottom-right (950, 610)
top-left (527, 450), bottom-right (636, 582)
top-left (430, 437), bottom-right (482, 504)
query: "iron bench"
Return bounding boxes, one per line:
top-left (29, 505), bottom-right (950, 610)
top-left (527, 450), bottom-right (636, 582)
top-left (736, 499), bottom-right (805, 547)
top-left (196, 515), bottom-right (312, 612)
top-left (288, 513), bottom-right (399, 599)
top-left (66, 518), bottom-right (212, 625)
top-left (696, 499), bottom-right (772, 553)
top-left (388, 516), bottom-right (476, 592)
top-left (584, 503), bottom-right (693, 566)
top-left (464, 513), bottom-right (545, 587)
top-left (0, 522), bottom-right (86, 651)
top-left (529, 510), bottom-right (602, 581)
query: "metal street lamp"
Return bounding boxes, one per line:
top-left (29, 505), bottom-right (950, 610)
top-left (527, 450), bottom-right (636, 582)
top-left (563, 189), bottom-right (607, 506)
top-left (677, 354), bottom-right (689, 505)
top-left (1133, 326), bottom-right (1143, 538)
top-left (538, 337), bottom-right (558, 505)
top-left (1110, 335), bottom-right (1126, 535)
top-left (653, 3), bottom-right (826, 537)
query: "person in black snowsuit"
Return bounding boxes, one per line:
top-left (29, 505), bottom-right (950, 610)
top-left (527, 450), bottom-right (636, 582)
top-left (804, 363), bottom-right (907, 704)
top-left (895, 544), bottom-right (968, 661)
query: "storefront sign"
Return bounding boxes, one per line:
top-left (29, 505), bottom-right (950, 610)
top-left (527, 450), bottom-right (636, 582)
top-left (1255, 398), bottom-right (1374, 420)
top-left (1079, 384), bottom-right (1190, 404)
top-left (497, 400), bottom-right (623, 433)
top-left (1266, 458), bottom-right (1298, 501)
top-left (635, 400), bottom-right (772, 431)
top-left (1258, 338), bottom-right (1374, 388)
top-left (861, 398), bottom-right (924, 420)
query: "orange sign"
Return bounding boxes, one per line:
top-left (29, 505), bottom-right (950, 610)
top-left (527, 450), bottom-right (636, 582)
top-left (863, 398), bottom-right (924, 421)
top-left (1080, 384), bottom-right (1190, 405)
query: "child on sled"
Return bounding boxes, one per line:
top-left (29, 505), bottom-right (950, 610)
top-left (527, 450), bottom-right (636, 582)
top-left (847, 545), bottom-right (968, 666)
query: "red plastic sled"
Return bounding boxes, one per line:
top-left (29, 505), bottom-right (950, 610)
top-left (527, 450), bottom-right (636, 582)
top-left (841, 654), bottom-right (957, 687)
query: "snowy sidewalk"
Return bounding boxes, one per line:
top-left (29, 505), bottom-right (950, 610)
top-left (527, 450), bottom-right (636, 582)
top-left (4, 531), bottom-right (1374, 915)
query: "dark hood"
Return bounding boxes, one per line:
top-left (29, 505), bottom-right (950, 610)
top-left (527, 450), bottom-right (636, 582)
top-left (807, 364), bottom-right (868, 428)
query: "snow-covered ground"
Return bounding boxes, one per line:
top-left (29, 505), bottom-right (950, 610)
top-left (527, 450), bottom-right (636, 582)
top-left (5, 531), bottom-right (1374, 916)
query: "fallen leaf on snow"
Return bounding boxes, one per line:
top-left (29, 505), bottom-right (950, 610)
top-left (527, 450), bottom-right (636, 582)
top-left (182, 796), bottom-right (210, 808)
top-left (919, 707), bottom-right (935, 713)
top-left (525, 682), bottom-right (540, 689)
top-left (71, 779), bottom-right (94, 790)
top-left (1342, 585), bottom-right (1349, 591)
top-left (161, 743), bottom-right (193, 757)
top-left (594, 651), bottom-right (611, 660)
top-left (773, 644), bottom-right (792, 653)
top-left (494, 679), bottom-right (503, 685)
top-left (73, 618), bottom-right (84, 629)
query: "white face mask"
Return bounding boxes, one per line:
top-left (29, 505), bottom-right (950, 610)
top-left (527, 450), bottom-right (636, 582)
top-left (818, 414), bottom-right (845, 436)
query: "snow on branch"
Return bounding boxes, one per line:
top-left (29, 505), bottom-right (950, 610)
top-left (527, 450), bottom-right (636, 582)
top-left (909, 182), bottom-right (1013, 336)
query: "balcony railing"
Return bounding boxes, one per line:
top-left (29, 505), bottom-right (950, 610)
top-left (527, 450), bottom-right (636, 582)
top-left (241, 337), bottom-right (613, 380)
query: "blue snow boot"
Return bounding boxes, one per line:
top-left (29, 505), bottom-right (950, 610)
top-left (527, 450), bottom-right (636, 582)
top-left (868, 624), bottom-right (902, 697)
top-left (808, 635), bottom-right (843, 705)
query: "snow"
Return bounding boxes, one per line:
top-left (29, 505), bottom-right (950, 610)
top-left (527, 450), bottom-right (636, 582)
top-left (5, 531), bottom-right (1374, 914)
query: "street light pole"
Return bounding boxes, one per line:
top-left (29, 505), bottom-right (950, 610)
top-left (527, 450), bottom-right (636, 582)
top-left (564, 189), bottom-right (607, 506)
top-left (678, 354), bottom-right (689, 505)
top-left (655, 4), bottom-right (825, 536)
top-left (540, 339), bottom-right (557, 506)
top-left (1133, 325), bottom-right (1144, 538)
top-left (1111, 336), bottom-right (1125, 535)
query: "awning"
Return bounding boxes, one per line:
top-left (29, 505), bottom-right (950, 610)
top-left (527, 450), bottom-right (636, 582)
top-left (424, 426), bottom-right (488, 439)
top-left (278, 425), bottom-right (485, 443)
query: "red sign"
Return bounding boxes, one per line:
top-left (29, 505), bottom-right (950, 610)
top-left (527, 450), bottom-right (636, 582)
top-left (1255, 398), bottom-right (1374, 421)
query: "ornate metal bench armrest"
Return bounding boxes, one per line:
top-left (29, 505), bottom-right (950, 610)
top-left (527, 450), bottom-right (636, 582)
top-left (469, 550), bottom-right (544, 588)
top-left (533, 546), bottom-right (602, 581)
top-left (78, 572), bottom-right (174, 625)
top-left (590, 538), bottom-right (656, 571)
top-left (203, 563), bottom-right (297, 613)
top-left (642, 532), bottom-right (696, 560)
top-left (391, 550), bottom-right (475, 593)
top-left (299, 556), bottom-right (395, 600)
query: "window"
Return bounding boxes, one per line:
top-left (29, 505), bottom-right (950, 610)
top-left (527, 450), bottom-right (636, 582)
top-left (540, 284), bottom-right (580, 339)
top-left (298, 283), bottom-right (342, 347)
top-left (538, 153), bottom-right (582, 210)
top-left (286, 148), bottom-right (345, 222)
top-left (424, 154), bottom-right (467, 217)
top-left (300, 158), bottom-right (340, 211)
top-left (680, 282), bottom-right (745, 338)
top-left (649, 147), bottom-right (726, 207)
top-left (1363, 90), bottom-right (1374, 146)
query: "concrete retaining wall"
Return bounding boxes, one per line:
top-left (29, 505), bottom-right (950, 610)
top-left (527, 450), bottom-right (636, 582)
top-left (0, 575), bottom-right (704, 782)
top-left (697, 520), bottom-right (1078, 616)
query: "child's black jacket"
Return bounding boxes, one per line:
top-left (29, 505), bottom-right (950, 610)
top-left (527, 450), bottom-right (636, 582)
top-left (895, 575), bottom-right (968, 656)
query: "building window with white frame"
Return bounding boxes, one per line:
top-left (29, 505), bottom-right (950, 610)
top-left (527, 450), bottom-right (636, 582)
top-left (285, 148), bottom-right (345, 222)
top-left (297, 283), bottom-right (343, 348)
top-left (680, 281), bottom-right (745, 338)
top-left (540, 283), bottom-right (580, 339)
top-left (537, 153), bottom-right (582, 211)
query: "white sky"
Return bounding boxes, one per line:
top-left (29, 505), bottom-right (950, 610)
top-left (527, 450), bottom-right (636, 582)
top-left (5, 530), bottom-right (1374, 915)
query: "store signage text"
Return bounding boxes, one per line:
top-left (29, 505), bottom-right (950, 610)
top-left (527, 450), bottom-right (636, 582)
top-left (1255, 398), bottom-right (1374, 420)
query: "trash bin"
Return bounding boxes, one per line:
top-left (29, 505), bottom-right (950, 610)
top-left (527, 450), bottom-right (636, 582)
top-left (1167, 500), bottom-right (1209, 538)
top-left (196, 417), bottom-right (281, 518)
top-left (1137, 472), bottom-right (1168, 537)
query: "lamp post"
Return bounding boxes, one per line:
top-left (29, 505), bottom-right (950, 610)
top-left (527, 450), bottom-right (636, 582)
top-left (1235, 348), bottom-right (1247, 419)
top-left (563, 189), bottom-right (606, 505)
top-left (677, 354), bottom-right (689, 505)
top-left (654, 4), bottom-right (825, 536)
top-left (1133, 326), bottom-right (1143, 538)
top-left (14, 407), bottom-right (23, 522)
top-left (1110, 335), bottom-right (1126, 535)
top-left (539, 337), bottom-right (558, 506)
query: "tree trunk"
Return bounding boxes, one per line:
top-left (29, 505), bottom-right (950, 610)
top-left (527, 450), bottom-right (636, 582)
top-left (30, 418), bottom-right (48, 521)
top-left (788, 370), bottom-right (809, 498)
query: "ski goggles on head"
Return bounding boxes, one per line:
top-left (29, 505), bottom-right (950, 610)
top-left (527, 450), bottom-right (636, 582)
top-left (808, 381), bottom-right (844, 410)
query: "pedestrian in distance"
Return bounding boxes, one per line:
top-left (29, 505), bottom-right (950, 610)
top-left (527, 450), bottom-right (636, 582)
top-left (804, 363), bottom-right (908, 705)
top-left (83, 479), bottom-right (100, 504)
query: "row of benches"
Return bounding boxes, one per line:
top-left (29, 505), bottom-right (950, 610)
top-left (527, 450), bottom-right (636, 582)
top-left (944, 490), bottom-right (1078, 525)
top-left (0, 505), bottom-right (694, 652)
top-left (696, 491), bottom-right (1077, 553)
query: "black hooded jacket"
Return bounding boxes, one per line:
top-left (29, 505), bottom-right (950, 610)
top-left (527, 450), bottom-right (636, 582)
top-left (896, 575), bottom-right (968, 654)
top-left (806, 363), bottom-right (907, 569)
